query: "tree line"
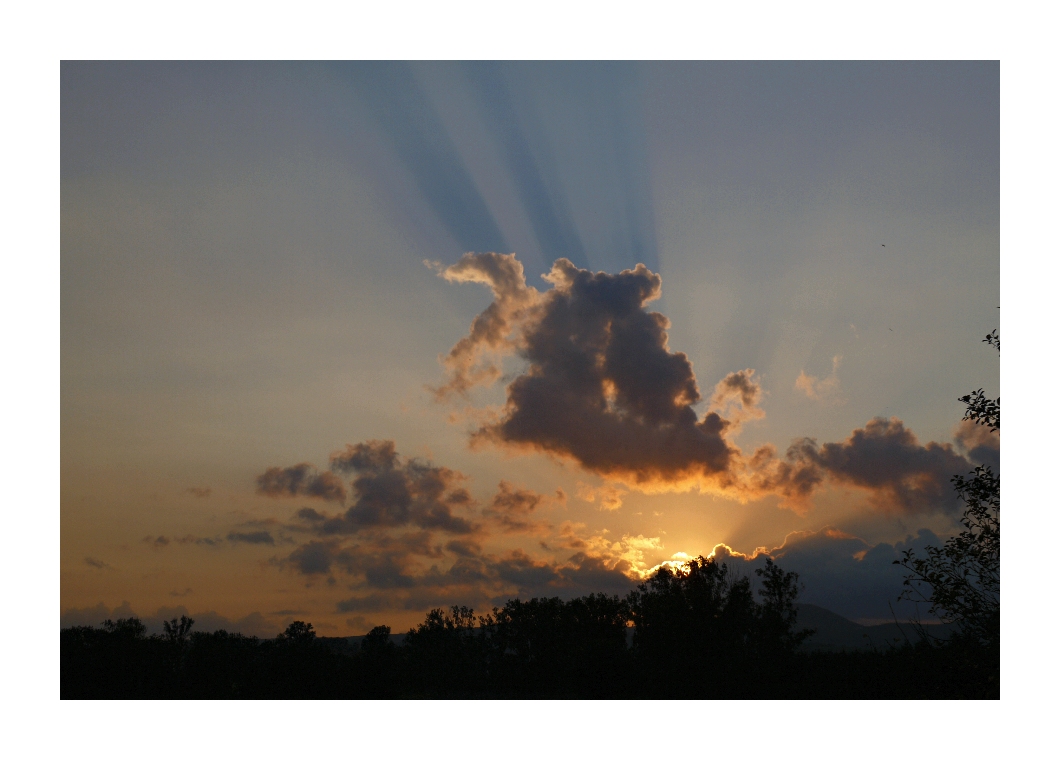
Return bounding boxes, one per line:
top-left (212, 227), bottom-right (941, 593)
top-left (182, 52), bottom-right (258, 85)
top-left (61, 554), bottom-right (996, 699)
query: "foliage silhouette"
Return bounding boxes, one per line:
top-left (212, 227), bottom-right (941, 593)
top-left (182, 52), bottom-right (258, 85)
top-left (626, 555), bottom-right (814, 697)
top-left (278, 620), bottom-right (316, 644)
top-left (894, 328), bottom-right (999, 695)
top-left (162, 615), bottom-right (194, 645)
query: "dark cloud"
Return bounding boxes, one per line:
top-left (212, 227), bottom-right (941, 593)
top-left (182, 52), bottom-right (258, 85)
top-left (330, 440), bottom-right (400, 474)
top-left (280, 531), bottom-right (445, 589)
top-left (483, 480), bottom-right (550, 534)
top-left (783, 417), bottom-right (971, 514)
top-left (330, 546), bottom-right (640, 614)
top-left (84, 557), bottom-right (114, 570)
top-left (709, 527), bottom-right (949, 623)
top-left (143, 535), bottom-right (170, 549)
top-left (332, 547), bottom-right (639, 617)
top-left (226, 530), bottom-right (275, 545)
top-left (256, 463), bottom-right (346, 502)
top-left (186, 486), bottom-right (211, 498)
top-left (275, 488), bottom-right (653, 616)
top-left (285, 540), bottom-right (347, 576)
top-left (288, 440), bottom-right (476, 535)
top-left (437, 255), bottom-right (736, 489)
top-left (445, 538), bottom-right (483, 557)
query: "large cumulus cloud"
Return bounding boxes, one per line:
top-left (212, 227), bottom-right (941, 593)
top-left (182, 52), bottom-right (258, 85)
top-left (432, 253), bottom-right (976, 515)
top-left (434, 254), bottom-right (737, 490)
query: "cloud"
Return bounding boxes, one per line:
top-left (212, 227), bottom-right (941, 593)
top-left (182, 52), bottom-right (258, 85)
top-left (576, 482), bottom-right (626, 511)
top-left (226, 530), bottom-right (275, 545)
top-left (433, 255), bottom-right (978, 517)
top-left (84, 557), bottom-right (114, 570)
top-left (798, 417), bottom-right (970, 514)
top-left (143, 534), bottom-right (226, 548)
top-left (256, 428), bottom-right (963, 621)
top-left (953, 418), bottom-right (1000, 470)
top-left (271, 474), bottom-right (658, 617)
top-left (331, 542), bottom-right (642, 617)
top-left (747, 417), bottom-right (973, 515)
top-left (709, 368), bottom-right (766, 433)
top-left (426, 252), bottom-right (540, 400)
top-left (186, 486), bottom-right (211, 498)
top-left (256, 463), bottom-right (347, 502)
top-left (288, 440), bottom-right (477, 535)
top-left (483, 480), bottom-right (552, 533)
top-left (435, 254), bottom-right (737, 491)
top-left (700, 526), bottom-right (950, 623)
top-left (795, 355), bottom-right (844, 403)
top-left (279, 531), bottom-right (445, 589)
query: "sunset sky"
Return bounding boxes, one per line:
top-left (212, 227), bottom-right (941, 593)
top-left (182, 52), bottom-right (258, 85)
top-left (61, 61), bottom-right (1000, 637)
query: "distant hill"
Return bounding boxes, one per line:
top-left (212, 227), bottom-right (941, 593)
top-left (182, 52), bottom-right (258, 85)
top-left (795, 604), bottom-right (959, 651)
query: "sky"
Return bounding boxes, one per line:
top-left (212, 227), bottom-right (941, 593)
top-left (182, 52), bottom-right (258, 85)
top-left (61, 61), bottom-right (999, 636)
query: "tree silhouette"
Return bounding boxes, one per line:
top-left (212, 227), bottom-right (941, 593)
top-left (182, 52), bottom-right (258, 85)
top-left (278, 620), bottom-right (316, 644)
top-left (756, 558), bottom-right (815, 653)
top-left (896, 329), bottom-right (1000, 647)
top-left (162, 615), bottom-right (195, 645)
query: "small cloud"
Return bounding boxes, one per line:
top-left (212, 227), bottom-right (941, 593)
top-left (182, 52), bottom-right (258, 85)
top-left (483, 480), bottom-right (551, 533)
top-left (143, 535), bottom-right (170, 549)
top-left (952, 418), bottom-right (1000, 469)
top-left (170, 587), bottom-right (193, 597)
top-left (227, 530), bottom-right (275, 546)
top-left (186, 487), bottom-right (212, 498)
top-left (795, 355), bottom-right (845, 404)
top-left (256, 464), bottom-right (347, 502)
top-left (84, 557), bottom-right (114, 570)
top-left (345, 616), bottom-right (376, 635)
top-left (709, 368), bottom-right (766, 433)
top-left (576, 482), bottom-right (627, 511)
